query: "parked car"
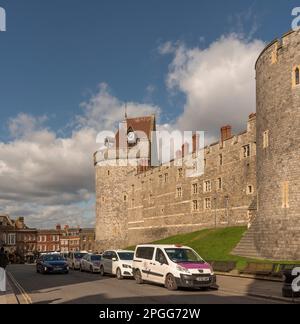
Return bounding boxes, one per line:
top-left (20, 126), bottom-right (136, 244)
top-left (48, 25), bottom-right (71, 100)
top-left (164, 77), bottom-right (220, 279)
top-left (132, 245), bottom-right (218, 291)
top-left (100, 250), bottom-right (134, 279)
top-left (36, 254), bottom-right (69, 274)
top-left (80, 254), bottom-right (102, 273)
top-left (67, 252), bottom-right (87, 270)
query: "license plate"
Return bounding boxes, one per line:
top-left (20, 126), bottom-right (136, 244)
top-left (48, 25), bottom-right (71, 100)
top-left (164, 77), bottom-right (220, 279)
top-left (55, 268), bottom-right (63, 271)
top-left (196, 277), bottom-right (210, 282)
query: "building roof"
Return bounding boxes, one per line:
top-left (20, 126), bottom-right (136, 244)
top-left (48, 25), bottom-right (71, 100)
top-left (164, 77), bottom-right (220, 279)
top-left (115, 115), bottom-right (156, 148)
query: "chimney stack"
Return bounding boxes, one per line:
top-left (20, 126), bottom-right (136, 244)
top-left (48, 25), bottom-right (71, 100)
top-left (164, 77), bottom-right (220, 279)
top-left (220, 125), bottom-right (232, 142)
top-left (192, 133), bottom-right (200, 154)
top-left (176, 150), bottom-right (182, 160)
top-left (182, 142), bottom-right (190, 158)
top-left (56, 224), bottom-right (61, 231)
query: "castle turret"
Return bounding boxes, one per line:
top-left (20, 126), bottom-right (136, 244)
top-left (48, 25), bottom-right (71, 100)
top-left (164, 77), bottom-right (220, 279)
top-left (94, 115), bottom-right (156, 251)
top-left (255, 30), bottom-right (300, 260)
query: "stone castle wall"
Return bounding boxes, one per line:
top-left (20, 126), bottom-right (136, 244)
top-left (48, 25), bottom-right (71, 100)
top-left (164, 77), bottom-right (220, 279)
top-left (95, 116), bottom-right (257, 250)
top-left (255, 30), bottom-right (300, 260)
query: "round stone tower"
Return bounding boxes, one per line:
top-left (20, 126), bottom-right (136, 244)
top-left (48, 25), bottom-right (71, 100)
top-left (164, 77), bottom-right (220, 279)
top-left (255, 30), bottom-right (300, 260)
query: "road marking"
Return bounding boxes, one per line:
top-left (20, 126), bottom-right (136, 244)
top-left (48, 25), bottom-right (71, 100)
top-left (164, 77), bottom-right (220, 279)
top-left (6, 271), bottom-right (32, 305)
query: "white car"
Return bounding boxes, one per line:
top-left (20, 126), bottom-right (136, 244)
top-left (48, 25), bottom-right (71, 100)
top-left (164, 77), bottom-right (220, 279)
top-left (80, 254), bottom-right (102, 273)
top-left (132, 245), bottom-right (218, 291)
top-left (100, 250), bottom-right (134, 279)
top-left (67, 252), bottom-right (87, 270)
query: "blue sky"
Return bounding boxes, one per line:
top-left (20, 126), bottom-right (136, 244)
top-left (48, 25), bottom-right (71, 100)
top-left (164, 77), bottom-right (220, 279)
top-left (0, 0), bottom-right (297, 136)
top-left (0, 0), bottom-right (298, 227)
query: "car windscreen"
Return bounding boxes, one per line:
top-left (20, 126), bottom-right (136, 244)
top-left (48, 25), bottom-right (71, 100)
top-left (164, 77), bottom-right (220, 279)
top-left (43, 255), bottom-right (64, 262)
top-left (74, 253), bottom-right (86, 259)
top-left (117, 252), bottom-right (134, 261)
top-left (91, 255), bottom-right (101, 261)
top-left (164, 248), bottom-right (204, 264)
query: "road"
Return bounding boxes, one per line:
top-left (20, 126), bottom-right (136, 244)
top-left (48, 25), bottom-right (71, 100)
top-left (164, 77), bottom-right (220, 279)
top-left (7, 264), bottom-right (285, 304)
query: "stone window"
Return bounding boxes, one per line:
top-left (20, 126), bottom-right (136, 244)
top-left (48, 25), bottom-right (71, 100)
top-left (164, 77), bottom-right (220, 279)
top-left (176, 187), bottom-right (183, 198)
top-left (292, 66), bottom-right (300, 87)
top-left (219, 154), bottom-right (223, 166)
top-left (178, 168), bottom-right (183, 179)
top-left (242, 144), bottom-right (251, 158)
top-left (123, 195), bottom-right (127, 202)
top-left (246, 185), bottom-right (254, 195)
top-left (263, 130), bottom-right (269, 149)
top-left (295, 67), bottom-right (300, 85)
top-left (282, 182), bottom-right (289, 209)
top-left (192, 183), bottom-right (198, 195)
top-left (203, 180), bottom-right (211, 193)
top-left (217, 178), bottom-right (222, 191)
top-left (164, 173), bottom-right (169, 183)
top-left (159, 174), bottom-right (163, 186)
top-left (192, 200), bottom-right (198, 212)
top-left (107, 170), bottom-right (110, 176)
top-left (204, 198), bottom-right (212, 210)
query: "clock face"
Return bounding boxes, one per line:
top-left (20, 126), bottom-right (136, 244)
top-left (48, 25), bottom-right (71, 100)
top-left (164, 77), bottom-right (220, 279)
top-left (127, 132), bottom-right (136, 143)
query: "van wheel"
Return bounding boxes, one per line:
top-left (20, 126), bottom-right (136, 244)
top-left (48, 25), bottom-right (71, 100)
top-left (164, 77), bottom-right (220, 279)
top-left (116, 268), bottom-right (123, 280)
top-left (100, 265), bottom-right (105, 277)
top-left (165, 274), bottom-right (178, 291)
top-left (134, 270), bottom-right (144, 284)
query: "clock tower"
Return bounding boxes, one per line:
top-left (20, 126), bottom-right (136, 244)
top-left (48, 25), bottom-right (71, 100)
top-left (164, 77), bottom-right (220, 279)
top-left (94, 115), bottom-right (157, 250)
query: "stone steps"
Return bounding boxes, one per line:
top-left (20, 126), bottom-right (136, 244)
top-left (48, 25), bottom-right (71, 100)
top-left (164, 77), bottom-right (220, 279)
top-left (232, 218), bottom-right (262, 259)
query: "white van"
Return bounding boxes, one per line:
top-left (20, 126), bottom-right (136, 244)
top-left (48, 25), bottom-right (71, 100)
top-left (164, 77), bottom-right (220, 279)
top-left (132, 245), bottom-right (217, 291)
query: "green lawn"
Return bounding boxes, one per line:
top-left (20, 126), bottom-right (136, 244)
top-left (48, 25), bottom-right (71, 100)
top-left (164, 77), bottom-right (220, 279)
top-left (127, 226), bottom-right (300, 270)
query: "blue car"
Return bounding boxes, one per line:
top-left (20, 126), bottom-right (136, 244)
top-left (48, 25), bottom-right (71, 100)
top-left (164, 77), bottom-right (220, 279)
top-left (36, 254), bottom-right (69, 274)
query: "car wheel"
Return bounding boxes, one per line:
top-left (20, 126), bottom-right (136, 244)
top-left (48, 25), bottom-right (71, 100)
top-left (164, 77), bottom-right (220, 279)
top-left (80, 265), bottom-right (83, 272)
top-left (100, 265), bottom-right (105, 277)
top-left (134, 269), bottom-right (144, 284)
top-left (165, 274), bottom-right (178, 291)
top-left (90, 265), bottom-right (94, 273)
top-left (72, 263), bottom-right (75, 270)
top-left (65, 271), bottom-right (69, 275)
top-left (116, 268), bottom-right (123, 280)
top-left (36, 267), bottom-right (39, 273)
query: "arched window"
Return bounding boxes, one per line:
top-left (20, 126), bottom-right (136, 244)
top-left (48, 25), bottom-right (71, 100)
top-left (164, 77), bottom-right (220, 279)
top-left (295, 67), bottom-right (300, 86)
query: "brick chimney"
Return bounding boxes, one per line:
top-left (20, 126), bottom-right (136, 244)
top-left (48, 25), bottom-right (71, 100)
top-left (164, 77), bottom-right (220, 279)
top-left (220, 125), bottom-right (232, 142)
top-left (192, 133), bottom-right (200, 154)
top-left (15, 217), bottom-right (25, 229)
top-left (176, 150), bottom-right (182, 160)
top-left (182, 143), bottom-right (190, 158)
top-left (56, 224), bottom-right (61, 231)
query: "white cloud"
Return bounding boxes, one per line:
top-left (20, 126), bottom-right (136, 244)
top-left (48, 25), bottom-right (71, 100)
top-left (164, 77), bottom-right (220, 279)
top-left (0, 34), bottom-right (265, 229)
top-left (0, 85), bottom-right (160, 228)
top-left (77, 83), bottom-right (160, 131)
top-left (162, 34), bottom-right (265, 141)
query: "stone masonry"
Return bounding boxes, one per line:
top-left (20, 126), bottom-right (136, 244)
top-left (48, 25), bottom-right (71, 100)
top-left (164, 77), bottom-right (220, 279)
top-left (95, 115), bottom-right (257, 250)
top-left (95, 30), bottom-right (300, 260)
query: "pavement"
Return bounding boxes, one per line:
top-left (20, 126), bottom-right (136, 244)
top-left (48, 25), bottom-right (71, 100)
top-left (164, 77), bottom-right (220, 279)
top-left (0, 274), bottom-right (18, 304)
top-left (3, 264), bottom-right (299, 304)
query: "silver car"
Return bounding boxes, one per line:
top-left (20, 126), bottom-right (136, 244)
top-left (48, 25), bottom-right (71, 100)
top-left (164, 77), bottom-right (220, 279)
top-left (80, 254), bottom-right (102, 273)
